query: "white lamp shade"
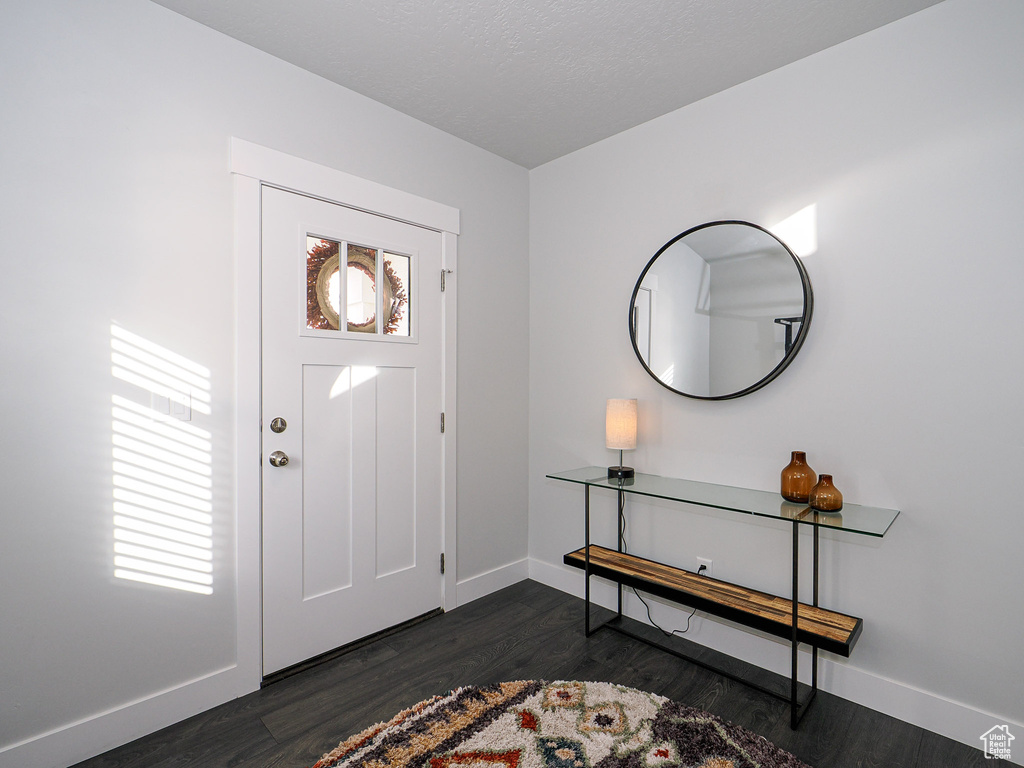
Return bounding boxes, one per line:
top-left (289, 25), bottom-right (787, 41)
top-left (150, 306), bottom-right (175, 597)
top-left (605, 399), bottom-right (638, 450)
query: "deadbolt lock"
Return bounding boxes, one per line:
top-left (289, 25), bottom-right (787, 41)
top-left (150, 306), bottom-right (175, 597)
top-left (270, 417), bottom-right (287, 433)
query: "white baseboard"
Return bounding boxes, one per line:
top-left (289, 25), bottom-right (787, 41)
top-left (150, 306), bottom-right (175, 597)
top-left (455, 558), bottom-right (530, 607)
top-left (527, 556), bottom-right (585, 596)
top-left (0, 665), bottom-right (254, 768)
top-left (527, 557), bottom-right (1023, 756)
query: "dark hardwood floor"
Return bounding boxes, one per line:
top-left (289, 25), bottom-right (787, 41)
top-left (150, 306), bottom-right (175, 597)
top-left (73, 580), bottom-right (999, 768)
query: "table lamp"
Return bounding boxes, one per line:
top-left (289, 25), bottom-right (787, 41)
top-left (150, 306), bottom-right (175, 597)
top-left (606, 398), bottom-right (637, 479)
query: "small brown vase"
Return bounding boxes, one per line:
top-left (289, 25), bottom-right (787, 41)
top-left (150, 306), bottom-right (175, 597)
top-left (809, 474), bottom-right (843, 512)
top-left (781, 451), bottom-right (815, 503)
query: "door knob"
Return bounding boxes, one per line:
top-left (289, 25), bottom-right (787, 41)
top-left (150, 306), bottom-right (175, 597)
top-left (269, 450), bottom-right (290, 467)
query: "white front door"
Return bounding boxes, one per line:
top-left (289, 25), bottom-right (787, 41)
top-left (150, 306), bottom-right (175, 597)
top-left (260, 185), bottom-right (444, 676)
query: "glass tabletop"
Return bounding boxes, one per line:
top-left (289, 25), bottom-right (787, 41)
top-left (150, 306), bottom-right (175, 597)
top-left (547, 467), bottom-right (899, 537)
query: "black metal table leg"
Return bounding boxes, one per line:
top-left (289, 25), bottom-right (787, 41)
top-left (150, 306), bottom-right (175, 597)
top-left (617, 487), bottom-right (624, 618)
top-left (791, 520), bottom-right (800, 727)
top-left (584, 484), bottom-right (619, 637)
top-left (585, 485), bottom-right (592, 635)
top-left (789, 519), bottom-right (821, 727)
top-left (810, 523), bottom-right (819, 712)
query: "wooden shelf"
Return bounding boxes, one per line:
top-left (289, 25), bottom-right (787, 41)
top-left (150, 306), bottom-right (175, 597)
top-left (564, 545), bottom-right (862, 657)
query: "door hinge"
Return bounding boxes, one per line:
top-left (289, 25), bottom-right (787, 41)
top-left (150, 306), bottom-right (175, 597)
top-left (441, 268), bottom-right (452, 292)
top-left (441, 412), bottom-right (445, 433)
top-left (440, 553), bottom-right (446, 574)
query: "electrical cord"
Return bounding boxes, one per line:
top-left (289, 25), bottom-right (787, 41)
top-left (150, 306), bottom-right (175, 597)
top-left (633, 585), bottom-right (698, 636)
top-left (618, 490), bottom-right (702, 637)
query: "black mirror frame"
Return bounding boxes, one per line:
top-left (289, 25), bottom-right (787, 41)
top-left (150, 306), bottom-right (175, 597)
top-left (629, 220), bottom-right (814, 401)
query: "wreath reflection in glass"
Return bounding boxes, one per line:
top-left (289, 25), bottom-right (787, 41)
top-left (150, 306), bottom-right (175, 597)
top-left (306, 239), bottom-right (408, 334)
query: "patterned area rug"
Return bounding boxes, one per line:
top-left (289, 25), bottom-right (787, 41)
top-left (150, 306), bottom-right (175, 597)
top-left (312, 680), bottom-right (811, 768)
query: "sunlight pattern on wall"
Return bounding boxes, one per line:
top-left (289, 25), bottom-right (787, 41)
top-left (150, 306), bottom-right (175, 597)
top-left (769, 203), bottom-right (818, 258)
top-left (110, 325), bottom-right (214, 595)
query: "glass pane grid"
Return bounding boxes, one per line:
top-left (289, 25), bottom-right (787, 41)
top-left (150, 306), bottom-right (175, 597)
top-left (547, 466), bottom-right (899, 537)
top-left (305, 236), bottom-right (414, 339)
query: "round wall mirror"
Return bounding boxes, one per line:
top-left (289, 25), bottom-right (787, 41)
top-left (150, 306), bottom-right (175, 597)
top-left (629, 220), bottom-right (813, 400)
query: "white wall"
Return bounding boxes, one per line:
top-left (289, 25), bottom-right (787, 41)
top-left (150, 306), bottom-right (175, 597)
top-left (529, 0), bottom-right (1024, 749)
top-left (0, 2), bottom-right (528, 765)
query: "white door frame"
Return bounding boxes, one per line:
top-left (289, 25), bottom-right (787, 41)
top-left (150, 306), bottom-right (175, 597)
top-left (230, 138), bottom-right (459, 685)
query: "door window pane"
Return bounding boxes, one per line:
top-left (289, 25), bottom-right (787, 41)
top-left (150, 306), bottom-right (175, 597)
top-left (307, 237), bottom-right (341, 330)
top-left (383, 252), bottom-right (410, 336)
top-left (347, 244), bottom-right (377, 334)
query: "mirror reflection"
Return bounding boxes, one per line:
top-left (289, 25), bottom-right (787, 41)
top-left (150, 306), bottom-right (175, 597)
top-left (630, 221), bottom-right (812, 400)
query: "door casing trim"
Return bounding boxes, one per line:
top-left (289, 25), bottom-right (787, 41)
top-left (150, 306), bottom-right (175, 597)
top-left (231, 138), bottom-right (460, 684)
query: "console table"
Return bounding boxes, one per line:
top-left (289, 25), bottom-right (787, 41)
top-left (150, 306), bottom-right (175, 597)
top-left (548, 466), bottom-right (899, 727)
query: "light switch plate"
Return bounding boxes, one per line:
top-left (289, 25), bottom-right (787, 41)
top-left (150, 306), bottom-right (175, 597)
top-left (171, 395), bottom-right (192, 421)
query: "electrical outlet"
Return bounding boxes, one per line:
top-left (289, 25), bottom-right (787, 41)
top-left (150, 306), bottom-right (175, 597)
top-left (696, 557), bottom-right (713, 578)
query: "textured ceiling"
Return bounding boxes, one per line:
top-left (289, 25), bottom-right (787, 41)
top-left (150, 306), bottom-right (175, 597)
top-left (151, 0), bottom-right (944, 168)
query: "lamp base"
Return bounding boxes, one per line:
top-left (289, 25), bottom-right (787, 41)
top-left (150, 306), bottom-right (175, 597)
top-left (607, 465), bottom-right (635, 480)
